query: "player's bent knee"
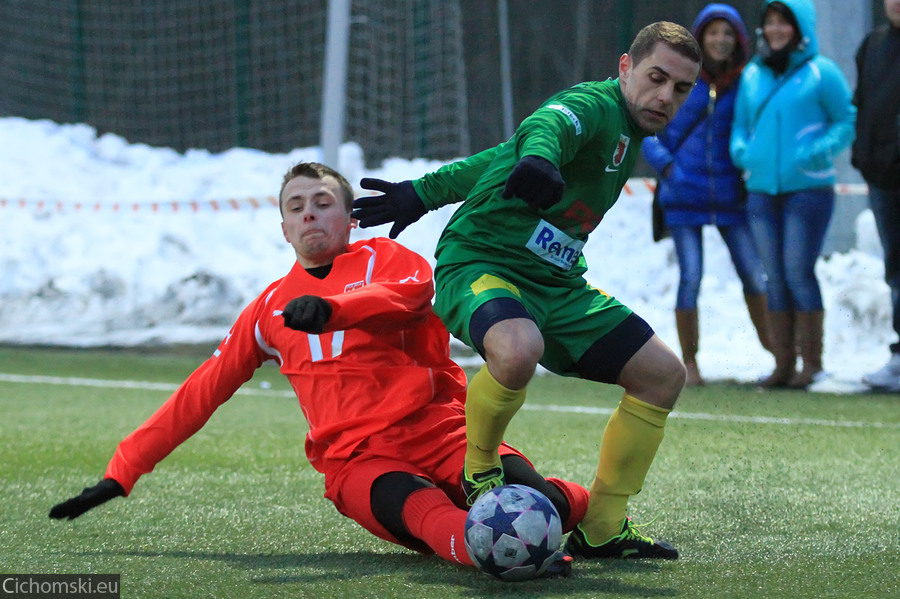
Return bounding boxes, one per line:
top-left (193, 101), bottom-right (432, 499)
top-left (370, 472), bottom-right (434, 541)
top-left (650, 352), bottom-right (686, 396)
top-left (618, 337), bottom-right (686, 406)
top-left (482, 319), bottom-right (544, 389)
top-left (661, 356), bottom-right (687, 396)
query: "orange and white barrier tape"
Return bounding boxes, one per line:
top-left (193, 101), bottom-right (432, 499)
top-left (0, 179), bottom-right (871, 213)
top-left (834, 183), bottom-right (869, 195)
top-left (623, 178), bottom-right (659, 195)
top-left (0, 196), bottom-right (280, 213)
top-left (625, 179), bottom-right (869, 196)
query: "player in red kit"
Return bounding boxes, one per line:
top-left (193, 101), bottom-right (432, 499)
top-left (49, 162), bottom-right (588, 574)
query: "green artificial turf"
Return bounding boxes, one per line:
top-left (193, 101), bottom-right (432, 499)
top-left (1, 346), bottom-right (898, 598)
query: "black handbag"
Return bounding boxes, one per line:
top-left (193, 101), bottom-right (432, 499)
top-left (651, 183), bottom-right (668, 242)
top-left (651, 110), bottom-right (708, 242)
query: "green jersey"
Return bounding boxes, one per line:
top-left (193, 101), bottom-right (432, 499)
top-left (415, 78), bottom-right (646, 288)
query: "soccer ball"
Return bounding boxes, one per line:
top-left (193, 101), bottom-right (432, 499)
top-left (463, 484), bottom-right (562, 582)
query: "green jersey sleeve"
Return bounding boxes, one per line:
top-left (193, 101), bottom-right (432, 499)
top-left (515, 83), bottom-right (617, 167)
top-left (411, 146), bottom-right (497, 211)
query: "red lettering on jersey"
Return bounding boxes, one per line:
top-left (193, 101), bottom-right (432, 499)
top-left (562, 200), bottom-right (602, 235)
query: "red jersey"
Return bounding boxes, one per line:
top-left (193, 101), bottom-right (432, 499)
top-left (105, 238), bottom-right (468, 494)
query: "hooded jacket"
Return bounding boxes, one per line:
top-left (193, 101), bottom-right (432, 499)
top-left (852, 22), bottom-right (900, 190)
top-left (642, 3), bottom-right (751, 227)
top-left (730, 0), bottom-right (856, 195)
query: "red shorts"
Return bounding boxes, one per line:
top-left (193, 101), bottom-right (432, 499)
top-left (320, 400), bottom-right (526, 548)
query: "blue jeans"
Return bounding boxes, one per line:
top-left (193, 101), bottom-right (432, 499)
top-left (670, 223), bottom-right (767, 310)
top-left (746, 188), bottom-right (834, 312)
top-left (869, 185), bottom-right (900, 353)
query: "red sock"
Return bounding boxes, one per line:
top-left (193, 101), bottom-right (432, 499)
top-left (546, 478), bottom-right (590, 533)
top-left (401, 487), bottom-right (473, 566)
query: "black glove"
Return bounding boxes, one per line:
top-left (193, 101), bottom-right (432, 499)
top-left (352, 179), bottom-right (426, 239)
top-left (49, 478), bottom-right (125, 520)
top-left (282, 295), bottom-right (333, 334)
top-left (501, 155), bottom-right (565, 210)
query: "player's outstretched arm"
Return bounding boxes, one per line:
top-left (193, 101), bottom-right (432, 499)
top-left (49, 478), bottom-right (125, 520)
top-left (352, 179), bottom-right (426, 239)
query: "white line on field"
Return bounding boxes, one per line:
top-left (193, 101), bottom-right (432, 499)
top-left (0, 373), bottom-right (283, 396)
top-left (526, 402), bottom-right (900, 429)
top-left (2, 372), bottom-right (899, 430)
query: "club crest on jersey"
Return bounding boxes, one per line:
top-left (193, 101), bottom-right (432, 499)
top-left (612, 134), bottom-right (630, 167)
top-left (344, 280), bottom-right (364, 293)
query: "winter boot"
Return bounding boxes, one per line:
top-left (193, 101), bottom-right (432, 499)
top-left (759, 311), bottom-right (796, 388)
top-left (675, 309), bottom-right (704, 386)
top-left (744, 293), bottom-right (773, 353)
top-left (789, 310), bottom-right (824, 389)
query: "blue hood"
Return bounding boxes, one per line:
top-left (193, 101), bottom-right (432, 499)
top-left (758, 0), bottom-right (818, 65)
top-left (692, 3), bottom-right (751, 66)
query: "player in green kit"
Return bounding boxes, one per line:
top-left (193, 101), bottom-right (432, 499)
top-left (353, 22), bottom-right (701, 560)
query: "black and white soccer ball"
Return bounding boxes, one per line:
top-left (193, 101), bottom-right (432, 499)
top-left (463, 484), bottom-right (562, 582)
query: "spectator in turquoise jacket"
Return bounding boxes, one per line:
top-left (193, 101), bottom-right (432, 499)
top-left (730, 0), bottom-right (855, 389)
top-left (642, 3), bottom-right (771, 386)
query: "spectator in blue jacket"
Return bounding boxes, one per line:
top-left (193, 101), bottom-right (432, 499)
top-left (730, 0), bottom-right (855, 389)
top-left (642, 4), bottom-right (771, 386)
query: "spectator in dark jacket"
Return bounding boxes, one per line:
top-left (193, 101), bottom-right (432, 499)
top-left (642, 3), bottom-right (771, 386)
top-left (854, 0), bottom-right (900, 392)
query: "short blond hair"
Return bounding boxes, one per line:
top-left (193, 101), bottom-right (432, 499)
top-left (279, 162), bottom-right (354, 216)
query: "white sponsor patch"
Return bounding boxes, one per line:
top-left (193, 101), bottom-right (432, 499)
top-left (526, 219), bottom-right (585, 270)
top-left (547, 104), bottom-right (581, 135)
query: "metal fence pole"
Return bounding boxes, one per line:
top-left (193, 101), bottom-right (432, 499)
top-left (234, 0), bottom-right (251, 148)
top-left (71, 0), bottom-right (87, 123)
top-left (320, 0), bottom-right (351, 168)
top-left (498, 0), bottom-right (514, 140)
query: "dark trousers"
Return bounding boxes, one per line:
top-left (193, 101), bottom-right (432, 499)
top-left (869, 185), bottom-right (900, 353)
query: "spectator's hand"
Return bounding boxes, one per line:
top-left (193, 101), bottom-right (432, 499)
top-left (798, 143), bottom-right (831, 172)
top-left (352, 179), bottom-right (426, 239)
top-left (49, 478), bottom-right (125, 520)
top-left (283, 295), bottom-right (333, 334)
top-left (501, 156), bottom-right (565, 210)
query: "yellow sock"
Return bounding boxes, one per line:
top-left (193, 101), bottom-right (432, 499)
top-left (580, 393), bottom-right (670, 545)
top-left (464, 364), bottom-right (527, 475)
